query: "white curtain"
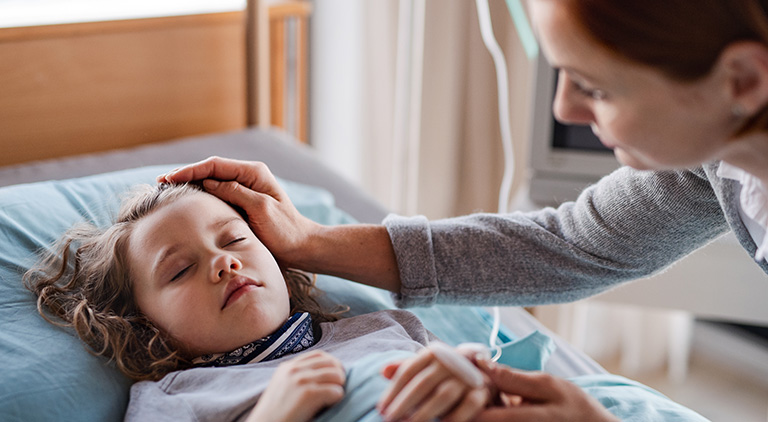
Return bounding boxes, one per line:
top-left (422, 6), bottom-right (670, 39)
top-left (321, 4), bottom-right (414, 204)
top-left (310, 0), bottom-right (532, 218)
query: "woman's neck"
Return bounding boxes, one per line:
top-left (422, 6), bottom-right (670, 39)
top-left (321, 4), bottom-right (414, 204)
top-left (722, 132), bottom-right (768, 181)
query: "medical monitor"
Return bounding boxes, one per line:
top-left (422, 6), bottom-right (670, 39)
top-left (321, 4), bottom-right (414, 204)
top-left (527, 53), bottom-right (620, 205)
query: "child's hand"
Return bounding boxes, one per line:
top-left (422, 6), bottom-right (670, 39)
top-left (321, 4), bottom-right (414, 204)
top-left (377, 346), bottom-right (492, 422)
top-left (246, 350), bottom-right (346, 422)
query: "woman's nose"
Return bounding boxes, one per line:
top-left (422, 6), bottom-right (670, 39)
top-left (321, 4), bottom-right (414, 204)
top-left (553, 73), bottom-right (595, 126)
top-left (211, 253), bottom-right (242, 282)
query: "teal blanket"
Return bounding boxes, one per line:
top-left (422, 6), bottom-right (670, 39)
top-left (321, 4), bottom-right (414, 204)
top-left (317, 332), bottom-right (708, 422)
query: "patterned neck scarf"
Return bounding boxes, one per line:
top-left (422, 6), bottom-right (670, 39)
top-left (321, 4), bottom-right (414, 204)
top-left (192, 313), bottom-right (315, 367)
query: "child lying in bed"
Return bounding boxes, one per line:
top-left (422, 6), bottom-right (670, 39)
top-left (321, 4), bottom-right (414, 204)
top-left (24, 183), bottom-right (505, 422)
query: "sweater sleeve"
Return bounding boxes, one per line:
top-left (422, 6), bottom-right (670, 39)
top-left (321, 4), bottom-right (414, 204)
top-left (384, 166), bottom-right (729, 307)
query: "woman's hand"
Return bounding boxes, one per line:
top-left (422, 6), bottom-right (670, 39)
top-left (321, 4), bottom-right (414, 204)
top-left (377, 347), bottom-right (491, 422)
top-left (158, 156), bottom-right (322, 265)
top-left (160, 156), bottom-right (403, 292)
top-left (246, 350), bottom-right (346, 422)
top-left (473, 360), bottom-right (619, 422)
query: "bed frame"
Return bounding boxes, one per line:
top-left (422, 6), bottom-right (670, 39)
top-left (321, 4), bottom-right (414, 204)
top-left (0, 0), bottom-right (310, 167)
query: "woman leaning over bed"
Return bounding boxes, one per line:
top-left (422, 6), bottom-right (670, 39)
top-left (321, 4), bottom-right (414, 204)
top-left (161, 0), bottom-right (768, 420)
top-left (24, 183), bottom-right (503, 422)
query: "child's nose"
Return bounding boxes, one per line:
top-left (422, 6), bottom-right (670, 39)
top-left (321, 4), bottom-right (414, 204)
top-left (211, 254), bottom-right (242, 282)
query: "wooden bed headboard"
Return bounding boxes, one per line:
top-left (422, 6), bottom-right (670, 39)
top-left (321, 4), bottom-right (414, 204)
top-left (0, 0), bottom-right (310, 167)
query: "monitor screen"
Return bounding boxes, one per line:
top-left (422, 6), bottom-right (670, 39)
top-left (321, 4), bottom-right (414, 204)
top-left (552, 120), bottom-right (612, 152)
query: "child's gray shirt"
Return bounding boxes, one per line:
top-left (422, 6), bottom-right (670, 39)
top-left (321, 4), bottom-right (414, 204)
top-left (385, 162), bottom-right (768, 307)
top-left (124, 310), bottom-right (433, 422)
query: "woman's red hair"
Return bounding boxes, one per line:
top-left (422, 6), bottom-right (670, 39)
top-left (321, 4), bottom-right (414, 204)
top-left (563, 0), bottom-right (768, 134)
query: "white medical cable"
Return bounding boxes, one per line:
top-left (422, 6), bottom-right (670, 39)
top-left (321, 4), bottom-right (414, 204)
top-left (475, 0), bottom-right (516, 362)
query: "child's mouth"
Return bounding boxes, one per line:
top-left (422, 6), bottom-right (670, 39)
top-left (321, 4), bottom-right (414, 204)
top-left (222, 276), bottom-right (261, 309)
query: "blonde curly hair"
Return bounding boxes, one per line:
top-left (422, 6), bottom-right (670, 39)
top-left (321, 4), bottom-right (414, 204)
top-left (25, 183), bottom-right (341, 381)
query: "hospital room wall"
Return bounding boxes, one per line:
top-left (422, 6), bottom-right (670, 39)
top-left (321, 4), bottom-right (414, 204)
top-left (309, 0), bottom-right (532, 219)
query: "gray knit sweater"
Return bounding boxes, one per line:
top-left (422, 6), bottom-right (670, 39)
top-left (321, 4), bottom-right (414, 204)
top-left (384, 162), bottom-right (768, 307)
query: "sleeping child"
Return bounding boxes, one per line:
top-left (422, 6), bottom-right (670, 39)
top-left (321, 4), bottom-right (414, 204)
top-left (24, 183), bottom-right (497, 422)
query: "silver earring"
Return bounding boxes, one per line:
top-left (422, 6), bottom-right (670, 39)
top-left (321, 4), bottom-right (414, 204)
top-left (732, 104), bottom-right (747, 118)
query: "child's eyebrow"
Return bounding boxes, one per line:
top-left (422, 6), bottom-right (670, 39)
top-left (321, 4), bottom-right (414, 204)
top-left (209, 216), bottom-right (243, 230)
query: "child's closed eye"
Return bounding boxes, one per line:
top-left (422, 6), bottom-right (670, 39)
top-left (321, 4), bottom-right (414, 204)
top-left (224, 237), bottom-right (247, 247)
top-left (170, 265), bottom-right (192, 282)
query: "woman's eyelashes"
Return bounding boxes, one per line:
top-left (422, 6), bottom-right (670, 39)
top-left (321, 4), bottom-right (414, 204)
top-left (556, 68), bottom-right (607, 100)
top-left (570, 78), bottom-right (607, 100)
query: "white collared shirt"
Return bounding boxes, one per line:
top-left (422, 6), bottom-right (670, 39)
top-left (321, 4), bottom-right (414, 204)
top-left (717, 161), bottom-right (768, 263)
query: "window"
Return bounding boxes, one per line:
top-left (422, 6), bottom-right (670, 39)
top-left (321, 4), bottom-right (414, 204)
top-left (0, 0), bottom-right (245, 28)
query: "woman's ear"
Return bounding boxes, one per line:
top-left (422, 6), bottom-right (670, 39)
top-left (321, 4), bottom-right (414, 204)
top-left (720, 41), bottom-right (768, 115)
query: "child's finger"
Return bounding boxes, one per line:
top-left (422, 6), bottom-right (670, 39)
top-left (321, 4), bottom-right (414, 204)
top-left (308, 384), bottom-right (346, 408)
top-left (305, 366), bottom-right (347, 387)
top-left (405, 378), bottom-right (465, 422)
top-left (440, 387), bottom-right (489, 422)
top-left (381, 361), bottom-right (450, 421)
top-left (377, 350), bottom-right (434, 410)
top-left (284, 350), bottom-right (344, 374)
top-left (380, 360), bottom-right (404, 379)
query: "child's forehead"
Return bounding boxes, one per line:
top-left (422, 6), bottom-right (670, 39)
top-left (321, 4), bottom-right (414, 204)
top-left (140, 193), bottom-right (243, 234)
top-left (127, 194), bottom-right (247, 264)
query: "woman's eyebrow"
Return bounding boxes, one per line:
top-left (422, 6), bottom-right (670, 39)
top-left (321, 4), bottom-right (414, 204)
top-left (558, 65), bottom-right (603, 84)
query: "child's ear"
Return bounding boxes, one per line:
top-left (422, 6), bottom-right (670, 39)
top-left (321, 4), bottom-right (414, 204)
top-left (720, 41), bottom-right (768, 115)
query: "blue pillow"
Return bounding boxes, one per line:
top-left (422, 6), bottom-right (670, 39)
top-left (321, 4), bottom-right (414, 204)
top-left (0, 165), bottom-right (513, 421)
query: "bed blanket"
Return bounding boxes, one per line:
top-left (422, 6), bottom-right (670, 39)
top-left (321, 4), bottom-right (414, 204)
top-left (317, 332), bottom-right (708, 422)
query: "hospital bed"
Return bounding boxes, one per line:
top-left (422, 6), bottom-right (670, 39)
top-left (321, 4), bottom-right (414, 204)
top-left (0, 128), bottom-right (609, 420)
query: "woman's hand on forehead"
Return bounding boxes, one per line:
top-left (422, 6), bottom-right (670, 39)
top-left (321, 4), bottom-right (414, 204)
top-left (157, 157), bottom-right (322, 267)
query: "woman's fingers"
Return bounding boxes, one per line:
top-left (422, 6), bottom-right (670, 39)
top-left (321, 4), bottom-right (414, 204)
top-left (473, 406), bottom-right (551, 422)
top-left (159, 156), bottom-right (286, 199)
top-left (158, 156), bottom-right (244, 183)
top-left (201, 180), bottom-right (268, 215)
top-left (476, 360), bottom-right (560, 402)
top-left (196, 176), bottom-right (319, 261)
